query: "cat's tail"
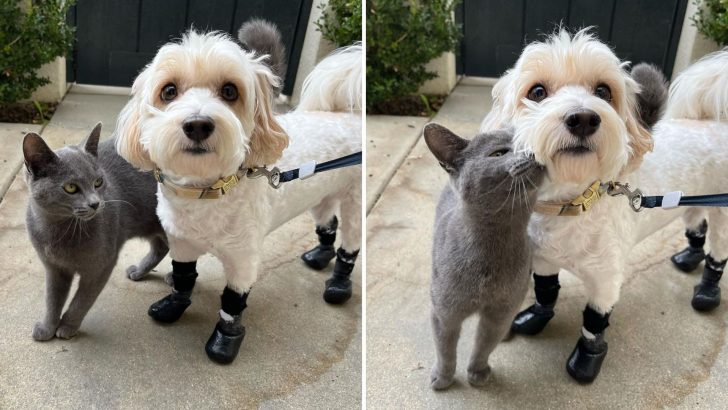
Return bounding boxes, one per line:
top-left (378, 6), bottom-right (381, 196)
top-left (296, 44), bottom-right (362, 113)
top-left (665, 48), bottom-right (728, 121)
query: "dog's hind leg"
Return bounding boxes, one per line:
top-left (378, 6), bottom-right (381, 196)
top-left (301, 195), bottom-right (339, 270)
top-left (692, 208), bottom-right (727, 312)
top-left (148, 236), bottom-right (204, 324)
top-left (671, 208), bottom-right (708, 273)
top-left (323, 188), bottom-right (361, 305)
top-left (511, 258), bottom-right (561, 336)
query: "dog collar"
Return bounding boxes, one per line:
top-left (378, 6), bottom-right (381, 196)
top-left (534, 180), bottom-right (609, 216)
top-left (154, 168), bottom-right (247, 199)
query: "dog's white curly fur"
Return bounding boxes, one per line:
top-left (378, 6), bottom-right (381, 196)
top-left (115, 31), bottom-right (361, 293)
top-left (481, 29), bottom-right (728, 317)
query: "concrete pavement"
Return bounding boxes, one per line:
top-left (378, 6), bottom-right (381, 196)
top-left (0, 86), bottom-right (361, 409)
top-left (366, 83), bottom-right (728, 409)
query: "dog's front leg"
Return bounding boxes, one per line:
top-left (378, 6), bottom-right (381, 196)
top-left (204, 245), bottom-right (260, 364)
top-left (566, 264), bottom-right (623, 383)
top-left (148, 235), bottom-right (205, 323)
top-left (511, 257), bottom-right (561, 336)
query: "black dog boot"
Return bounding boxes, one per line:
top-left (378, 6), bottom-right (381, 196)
top-left (692, 254), bottom-right (725, 312)
top-left (148, 260), bottom-right (198, 323)
top-left (205, 287), bottom-right (248, 364)
top-left (511, 273), bottom-right (560, 335)
top-left (302, 216), bottom-right (338, 270)
top-left (566, 306), bottom-right (610, 383)
top-left (671, 220), bottom-right (708, 272)
top-left (324, 248), bottom-right (359, 305)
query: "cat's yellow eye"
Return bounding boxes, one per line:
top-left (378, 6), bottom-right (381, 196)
top-left (94, 178), bottom-right (103, 188)
top-left (63, 183), bottom-right (78, 194)
top-left (489, 149), bottom-right (509, 157)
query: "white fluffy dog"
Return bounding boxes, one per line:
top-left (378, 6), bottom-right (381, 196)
top-left (114, 26), bottom-right (361, 364)
top-left (481, 29), bottom-right (728, 382)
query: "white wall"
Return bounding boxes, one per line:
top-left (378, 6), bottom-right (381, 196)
top-left (672, 0), bottom-right (721, 80)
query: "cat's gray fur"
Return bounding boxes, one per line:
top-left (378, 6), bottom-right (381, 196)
top-left (24, 123), bottom-right (168, 341)
top-left (424, 124), bottom-right (545, 390)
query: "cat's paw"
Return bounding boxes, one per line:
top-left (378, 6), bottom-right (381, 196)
top-left (467, 365), bottom-right (491, 387)
top-left (126, 265), bottom-right (149, 281)
top-left (32, 322), bottom-right (56, 341)
top-left (55, 323), bottom-right (79, 340)
top-left (430, 368), bottom-right (455, 390)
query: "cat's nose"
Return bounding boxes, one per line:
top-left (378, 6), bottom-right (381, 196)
top-left (564, 109), bottom-right (600, 138)
top-left (88, 201), bottom-right (99, 210)
top-left (182, 115), bottom-right (215, 142)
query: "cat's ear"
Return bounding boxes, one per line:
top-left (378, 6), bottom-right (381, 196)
top-left (423, 123), bottom-right (468, 173)
top-left (82, 122), bottom-right (102, 157)
top-left (23, 133), bottom-right (58, 178)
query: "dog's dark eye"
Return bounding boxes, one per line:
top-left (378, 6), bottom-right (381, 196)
top-left (221, 83), bottom-right (238, 101)
top-left (161, 84), bottom-right (177, 102)
top-left (595, 84), bottom-right (612, 102)
top-left (489, 149), bottom-right (509, 157)
top-left (527, 84), bottom-right (548, 102)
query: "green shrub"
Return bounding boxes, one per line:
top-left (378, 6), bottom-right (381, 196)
top-left (366, 0), bottom-right (461, 112)
top-left (317, 0), bottom-right (363, 47)
top-left (692, 0), bottom-right (728, 45)
top-left (0, 0), bottom-right (75, 103)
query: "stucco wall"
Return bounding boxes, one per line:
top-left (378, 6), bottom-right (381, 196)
top-left (672, 0), bottom-right (721, 80)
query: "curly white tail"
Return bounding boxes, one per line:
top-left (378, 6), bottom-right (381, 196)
top-left (296, 44), bottom-right (362, 113)
top-left (665, 49), bottom-right (728, 121)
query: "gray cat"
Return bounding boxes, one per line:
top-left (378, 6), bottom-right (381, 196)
top-left (424, 123), bottom-right (545, 390)
top-left (24, 123), bottom-right (168, 341)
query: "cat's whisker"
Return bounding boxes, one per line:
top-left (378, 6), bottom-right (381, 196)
top-left (494, 176), bottom-right (516, 214)
top-left (104, 199), bottom-right (136, 209)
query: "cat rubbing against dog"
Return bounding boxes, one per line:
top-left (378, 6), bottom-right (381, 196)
top-left (425, 124), bottom-right (544, 390)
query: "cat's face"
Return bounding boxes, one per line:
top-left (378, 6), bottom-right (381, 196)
top-left (23, 124), bottom-right (107, 221)
top-left (424, 123), bottom-right (545, 214)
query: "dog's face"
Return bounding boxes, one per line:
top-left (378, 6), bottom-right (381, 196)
top-left (115, 31), bottom-right (288, 181)
top-left (483, 29), bottom-right (652, 187)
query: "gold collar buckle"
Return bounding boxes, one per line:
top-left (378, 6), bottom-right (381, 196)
top-left (210, 174), bottom-right (240, 195)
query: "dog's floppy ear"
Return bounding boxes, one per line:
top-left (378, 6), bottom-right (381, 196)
top-left (480, 69), bottom-right (517, 132)
top-left (424, 123), bottom-right (469, 173)
top-left (115, 69), bottom-right (155, 170)
top-left (243, 67), bottom-right (289, 168)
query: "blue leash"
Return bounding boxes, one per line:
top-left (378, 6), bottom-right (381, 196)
top-left (607, 182), bottom-right (728, 212)
top-left (246, 151), bottom-right (362, 189)
top-left (641, 193), bottom-right (728, 209)
top-left (279, 152), bottom-right (362, 183)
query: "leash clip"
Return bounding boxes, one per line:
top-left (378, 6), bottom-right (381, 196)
top-left (246, 166), bottom-right (282, 189)
top-left (607, 182), bottom-right (644, 212)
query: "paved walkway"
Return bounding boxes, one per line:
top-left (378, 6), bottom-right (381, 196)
top-left (366, 83), bottom-right (728, 409)
top-left (0, 87), bottom-right (361, 409)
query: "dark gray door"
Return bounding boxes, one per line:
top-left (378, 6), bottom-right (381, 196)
top-left (457, 0), bottom-right (688, 78)
top-left (66, 0), bottom-right (312, 95)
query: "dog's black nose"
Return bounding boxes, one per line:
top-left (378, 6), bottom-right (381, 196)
top-left (183, 116), bottom-right (215, 142)
top-left (565, 109), bottom-right (600, 138)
